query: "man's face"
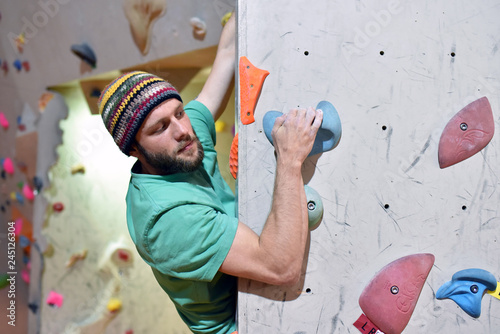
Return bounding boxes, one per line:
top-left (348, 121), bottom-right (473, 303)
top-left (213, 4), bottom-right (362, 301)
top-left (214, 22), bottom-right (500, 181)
top-left (130, 98), bottom-right (204, 175)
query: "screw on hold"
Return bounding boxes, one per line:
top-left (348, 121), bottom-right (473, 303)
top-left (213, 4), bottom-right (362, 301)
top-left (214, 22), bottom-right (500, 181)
top-left (307, 201), bottom-right (316, 211)
top-left (391, 285), bottom-right (399, 294)
top-left (460, 122), bottom-right (468, 131)
top-left (470, 285), bottom-right (479, 294)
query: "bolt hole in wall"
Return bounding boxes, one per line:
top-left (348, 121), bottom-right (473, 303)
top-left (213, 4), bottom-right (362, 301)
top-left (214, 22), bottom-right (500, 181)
top-left (304, 51), bottom-right (309, 56)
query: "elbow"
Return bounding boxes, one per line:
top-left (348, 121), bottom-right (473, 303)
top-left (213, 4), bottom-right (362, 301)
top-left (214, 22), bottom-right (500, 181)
top-left (269, 265), bottom-right (302, 286)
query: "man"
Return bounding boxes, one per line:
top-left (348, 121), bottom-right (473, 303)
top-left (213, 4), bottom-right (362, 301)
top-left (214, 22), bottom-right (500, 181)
top-left (98, 13), bottom-right (323, 334)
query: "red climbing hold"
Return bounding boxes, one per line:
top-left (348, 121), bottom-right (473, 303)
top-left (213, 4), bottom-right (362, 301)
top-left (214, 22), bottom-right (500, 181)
top-left (438, 97), bottom-right (494, 168)
top-left (358, 253), bottom-right (435, 334)
top-left (239, 56), bottom-right (269, 125)
top-left (52, 202), bottom-right (64, 212)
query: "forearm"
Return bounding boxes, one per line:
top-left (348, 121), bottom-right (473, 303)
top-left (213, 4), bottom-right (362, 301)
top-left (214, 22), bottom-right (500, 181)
top-left (259, 159), bottom-right (308, 284)
top-left (197, 13), bottom-right (236, 120)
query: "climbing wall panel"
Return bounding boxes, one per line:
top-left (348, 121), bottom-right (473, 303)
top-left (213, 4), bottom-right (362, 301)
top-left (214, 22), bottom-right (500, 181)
top-left (237, 0), bottom-right (500, 333)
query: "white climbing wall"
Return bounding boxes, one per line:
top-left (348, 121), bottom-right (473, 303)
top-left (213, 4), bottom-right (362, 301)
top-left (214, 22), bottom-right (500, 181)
top-left (237, 0), bottom-right (500, 333)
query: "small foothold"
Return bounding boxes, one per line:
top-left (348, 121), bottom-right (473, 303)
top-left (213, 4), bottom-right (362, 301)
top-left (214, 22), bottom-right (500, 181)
top-left (38, 92), bottom-right (55, 112)
top-left (21, 269), bottom-right (30, 284)
top-left (15, 33), bottom-right (25, 53)
top-left (1, 60), bottom-right (8, 74)
top-left (33, 176), bottom-right (43, 192)
top-left (14, 218), bottom-right (23, 237)
top-left (229, 134), bottom-right (238, 179)
top-left (107, 298), bottom-right (122, 313)
top-left (112, 248), bottom-right (133, 266)
top-left (3, 157), bottom-right (15, 175)
top-left (190, 17), bottom-right (207, 40)
top-left (263, 101), bottom-right (342, 157)
top-left (19, 235), bottom-right (30, 248)
top-left (117, 249), bottom-right (130, 262)
top-left (66, 249), bottom-right (88, 268)
top-left (28, 303), bottom-right (39, 314)
top-left (22, 61), bottom-right (30, 72)
top-left (0, 274), bottom-right (9, 289)
top-left (46, 291), bottom-right (64, 308)
top-left (436, 268), bottom-right (497, 318)
top-left (71, 163), bottom-right (86, 175)
top-left (221, 12), bottom-right (232, 26)
top-left (304, 185), bottom-right (324, 229)
top-left (0, 112), bottom-right (9, 129)
top-left (52, 202), bottom-right (64, 212)
top-left (16, 192), bottom-right (24, 204)
top-left (22, 184), bottom-right (35, 201)
top-left (70, 43), bottom-right (97, 68)
top-left (487, 282), bottom-right (500, 300)
top-left (13, 59), bottom-right (22, 71)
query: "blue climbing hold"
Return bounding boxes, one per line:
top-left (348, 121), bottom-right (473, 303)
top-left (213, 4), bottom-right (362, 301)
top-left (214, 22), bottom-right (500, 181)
top-left (13, 59), bottom-right (22, 71)
top-left (263, 100), bottom-right (342, 157)
top-left (70, 43), bottom-right (97, 68)
top-left (436, 268), bottom-right (497, 318)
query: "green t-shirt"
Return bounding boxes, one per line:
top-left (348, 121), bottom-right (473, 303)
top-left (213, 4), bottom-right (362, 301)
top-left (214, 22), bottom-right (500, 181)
top-left (126, 100), bottom-right (239, 334)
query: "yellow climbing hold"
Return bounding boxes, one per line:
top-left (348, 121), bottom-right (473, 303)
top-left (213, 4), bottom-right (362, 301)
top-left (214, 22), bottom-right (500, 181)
top-left (487, 281), bottom-right (500, 300)
top-left (107, 298), bottom-right (122, 312)
top-left (221, 12), bottom-right (232, 26)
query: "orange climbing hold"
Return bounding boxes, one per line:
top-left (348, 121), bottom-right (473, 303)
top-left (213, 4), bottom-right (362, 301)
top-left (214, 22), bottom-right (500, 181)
top-left (239, 56), bottom-right (269, 125)
top-left (229, 134), bottom-right (238, 179)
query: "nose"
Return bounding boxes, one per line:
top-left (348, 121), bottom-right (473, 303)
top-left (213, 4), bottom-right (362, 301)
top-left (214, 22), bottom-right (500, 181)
top-left (171, 118), bottom-right (190, 141)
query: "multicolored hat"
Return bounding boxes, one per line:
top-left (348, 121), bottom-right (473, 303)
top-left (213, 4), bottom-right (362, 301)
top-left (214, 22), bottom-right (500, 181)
top-left (98, 71), bottom-right (182, 155)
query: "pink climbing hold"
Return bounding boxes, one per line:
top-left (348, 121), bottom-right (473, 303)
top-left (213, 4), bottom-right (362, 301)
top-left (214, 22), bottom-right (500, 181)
top-left (22, 184), bottom-right (35, 201)
top-left (358, 253), bottom-right (435, 334)
top-left (3, 157), bottom-right (15, 175)
top-left (21, 269), bottom-right (30, 284)
top-left (438, 97), bottom-right (494, 168)
top-left (46, 290), bottom-right (64, 308)
top-left (14, 218), bottom-right (23, 237)
top-left (0, 112), bottom-right (8, 129)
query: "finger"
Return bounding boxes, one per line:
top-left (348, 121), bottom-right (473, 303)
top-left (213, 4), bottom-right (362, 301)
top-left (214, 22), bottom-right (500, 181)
top-left (305, 107), bottom-right (316, 124)
top-left (311, 109), bottom-right (323, 130)
top-left (272, 114), bottom-right (286, 132)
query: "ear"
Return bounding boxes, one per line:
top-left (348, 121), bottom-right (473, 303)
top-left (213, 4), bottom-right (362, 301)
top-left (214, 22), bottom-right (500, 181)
top-left (129, 142), bottom-right (140, 158)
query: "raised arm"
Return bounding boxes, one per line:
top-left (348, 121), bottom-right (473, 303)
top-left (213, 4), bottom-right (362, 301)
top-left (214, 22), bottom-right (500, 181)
top-left (195, 12), bottom-right (236, 121)
top-left (220, 107), bottom-right (323, 285)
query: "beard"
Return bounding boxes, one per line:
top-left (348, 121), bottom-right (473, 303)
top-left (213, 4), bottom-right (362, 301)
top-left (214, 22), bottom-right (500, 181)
top-left (136, 135), bottom-right (204, 175)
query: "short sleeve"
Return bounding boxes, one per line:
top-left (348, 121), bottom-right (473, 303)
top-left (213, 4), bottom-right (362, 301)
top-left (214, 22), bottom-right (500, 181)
top-left (146, 204), bottom-right (238, 281)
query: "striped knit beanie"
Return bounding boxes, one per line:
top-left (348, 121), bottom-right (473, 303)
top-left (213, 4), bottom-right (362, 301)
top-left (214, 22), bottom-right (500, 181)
top-left (98, 71), bottom-right (182, 155)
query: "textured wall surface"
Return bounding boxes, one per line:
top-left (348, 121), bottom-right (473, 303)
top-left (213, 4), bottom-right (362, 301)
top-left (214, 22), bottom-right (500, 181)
top-left (237, 0), bottom-right (500, 333)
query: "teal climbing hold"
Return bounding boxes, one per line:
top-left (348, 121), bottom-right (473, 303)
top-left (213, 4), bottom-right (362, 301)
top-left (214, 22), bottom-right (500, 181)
top-left (305, 185), bottom-right (323, 229)
top-left (263, 100), bottom-right (342, 157)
